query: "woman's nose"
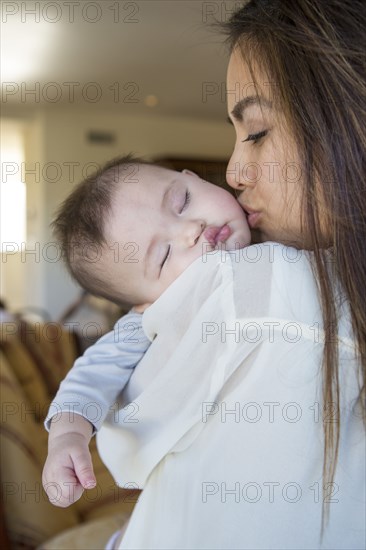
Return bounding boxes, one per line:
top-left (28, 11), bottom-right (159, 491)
top-left (226, 150), bottom-right (257, 191)
top-left (226, 153), bottom-right (247, 191)
top-left (226, 157), bottom-right (244, 190)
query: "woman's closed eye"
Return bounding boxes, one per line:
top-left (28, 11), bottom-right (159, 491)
top-left (242, 130), bottom-right (268, 145)
top-left (180, 190), bottom-right (191, 213)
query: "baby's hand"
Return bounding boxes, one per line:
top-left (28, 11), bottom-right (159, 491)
top-left (42, 414), bottom-right (96, 507)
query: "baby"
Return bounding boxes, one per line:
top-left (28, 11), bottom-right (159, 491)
top-left (42, 154), bottom-right (251, 513)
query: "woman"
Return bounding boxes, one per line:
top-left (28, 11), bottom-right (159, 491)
top-left (224, 0), bottom-right (365, 534)
top-left (99, 2), bottom-right (365, 548)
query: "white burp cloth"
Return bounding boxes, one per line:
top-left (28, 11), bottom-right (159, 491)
top-left (96, 242), bottom-right (358, 491)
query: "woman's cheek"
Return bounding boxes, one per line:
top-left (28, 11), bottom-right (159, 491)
top-left (246, 163), bottom-right (262, 184)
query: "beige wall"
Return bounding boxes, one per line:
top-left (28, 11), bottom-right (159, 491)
top-left (2, 109), bottom-right (234, 319)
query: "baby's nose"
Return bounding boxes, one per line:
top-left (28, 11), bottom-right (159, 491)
top-left (181, 219), bottom-right (205, 247)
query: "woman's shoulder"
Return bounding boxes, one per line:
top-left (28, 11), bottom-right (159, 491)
top-left (241, 242), bottom-right (356, 353)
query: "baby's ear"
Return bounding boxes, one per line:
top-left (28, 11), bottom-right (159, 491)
top-left (182, 169), bottom-right (199, 177)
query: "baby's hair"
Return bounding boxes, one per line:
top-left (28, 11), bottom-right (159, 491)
top-left (52, 153), bottom-right (152, 305)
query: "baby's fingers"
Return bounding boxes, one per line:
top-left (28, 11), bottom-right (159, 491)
top-left (42, 469), bottom-right (84, 507)
top-left (73, 449), bottom-right (96, 490)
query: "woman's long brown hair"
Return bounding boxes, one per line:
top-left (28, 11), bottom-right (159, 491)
top-left (222, 0), bottom-right (366, 536)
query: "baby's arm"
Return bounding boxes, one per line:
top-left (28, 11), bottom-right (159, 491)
top-left (42, 309), bottom-right (151, 507)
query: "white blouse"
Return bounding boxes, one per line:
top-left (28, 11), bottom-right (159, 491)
top-left (97, 243), bottom-right (365, 550)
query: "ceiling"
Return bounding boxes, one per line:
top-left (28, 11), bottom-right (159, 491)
top-left (1, 0), bottom-right (242, 120)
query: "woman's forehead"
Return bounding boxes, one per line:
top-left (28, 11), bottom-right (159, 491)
top-left (229, 51), bottom-right (266, 92)
top-left (227, 50), bottom-right (281, 116)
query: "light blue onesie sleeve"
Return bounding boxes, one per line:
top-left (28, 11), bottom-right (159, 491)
top-left (44, 310), bottom-right (151, 434)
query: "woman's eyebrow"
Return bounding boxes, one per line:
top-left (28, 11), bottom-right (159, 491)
top-left (231, 95), bottom-right (272, 122)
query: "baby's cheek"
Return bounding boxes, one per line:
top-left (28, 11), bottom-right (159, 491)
top-left (176, 251), bottom-right (202, 280)
top-left (226, 194), bottom-right (246, 218)
top-left (217, 189), bottom-right (237, 208)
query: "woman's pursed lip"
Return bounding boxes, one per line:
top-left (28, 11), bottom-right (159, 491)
top-left (246, 212), bottom-right (261, 229)
top-left (240, 205), bottom-right (261, 228)
top-left (241, 204), bottom-right (259, 215)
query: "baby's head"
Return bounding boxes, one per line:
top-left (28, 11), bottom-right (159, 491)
top-left (53, 155), bottom-right (251, 309)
